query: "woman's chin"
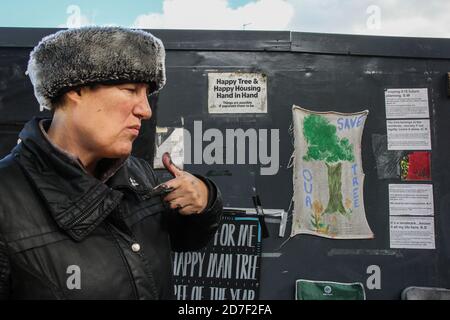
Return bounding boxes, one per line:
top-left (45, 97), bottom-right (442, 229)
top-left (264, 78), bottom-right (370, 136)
top-left (107, 145), bottom-right (133, 159)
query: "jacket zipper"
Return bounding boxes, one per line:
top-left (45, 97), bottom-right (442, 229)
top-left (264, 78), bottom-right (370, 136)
top-left (114, 184), bottom-right (154, 201)
top-left (66, 188), bottom-right (109, 228)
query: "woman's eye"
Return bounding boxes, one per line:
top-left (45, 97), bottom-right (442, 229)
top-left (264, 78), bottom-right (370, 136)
top-left (122, 88), bottom-right (138, 94)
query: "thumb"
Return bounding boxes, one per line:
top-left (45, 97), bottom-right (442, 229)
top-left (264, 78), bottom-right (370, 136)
top-left (162, 152), bottom-right (183, 177)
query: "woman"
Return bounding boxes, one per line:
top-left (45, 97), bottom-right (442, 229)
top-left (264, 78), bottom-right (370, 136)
top-left (0, 26), bottom-right (222, 299)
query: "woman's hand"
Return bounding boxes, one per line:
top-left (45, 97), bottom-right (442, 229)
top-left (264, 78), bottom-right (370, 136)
top-left (161, 152), bottom-right (208, 215)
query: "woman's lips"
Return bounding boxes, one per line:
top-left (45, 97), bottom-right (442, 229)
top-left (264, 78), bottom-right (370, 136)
top-left (127, 127), bottom-right (140, 136)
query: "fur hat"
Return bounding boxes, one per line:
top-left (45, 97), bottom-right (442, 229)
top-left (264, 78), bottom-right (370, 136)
top-left (26, 26), bottom-right (166, 110)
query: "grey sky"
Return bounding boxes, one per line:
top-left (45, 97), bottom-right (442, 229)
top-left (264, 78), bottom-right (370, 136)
top-left (0, 0), bottom-right (448, 38)
top-left (286, 0), bottom-right (450, 38)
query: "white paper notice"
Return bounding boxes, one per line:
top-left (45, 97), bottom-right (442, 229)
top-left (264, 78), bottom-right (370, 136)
top-left (208, 72), bottom-right (267, 114)
top-left (387, 119), bottom-right (431, 150)
top-left (153, 127), bottom-right (184, 170)
top-left (385, 88), bottom-right (429, 119)
top-left (389, 184), bottom-right (434, 216)
top-left (390, 216), bottom-right (435, 249)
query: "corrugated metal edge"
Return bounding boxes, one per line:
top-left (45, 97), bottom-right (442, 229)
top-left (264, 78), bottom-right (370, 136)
top-left (0, 27), bottom-right (449, 59)
top-left (291, 31), bottom-right (450, 59)
top-left (0, 27), bottom-right (63, 48)
top-left (153, 29), bottom-right (292, 52)
top-left (0, 27), bottom-right (291, 52)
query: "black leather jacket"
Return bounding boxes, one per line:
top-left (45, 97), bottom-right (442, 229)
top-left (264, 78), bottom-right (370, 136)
top-left (0, 118), bottom-right (222, 299)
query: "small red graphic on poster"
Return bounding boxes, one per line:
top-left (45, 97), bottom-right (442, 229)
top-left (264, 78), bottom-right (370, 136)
top-left (400, 151), bottom-right (431, 181)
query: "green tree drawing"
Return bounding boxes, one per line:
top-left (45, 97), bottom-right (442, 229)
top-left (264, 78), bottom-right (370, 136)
top-left (303, 114), bottom-right (354, 214)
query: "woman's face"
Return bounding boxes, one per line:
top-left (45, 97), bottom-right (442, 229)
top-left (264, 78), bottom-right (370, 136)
top-left (69, 83), bottom-right (152, 160)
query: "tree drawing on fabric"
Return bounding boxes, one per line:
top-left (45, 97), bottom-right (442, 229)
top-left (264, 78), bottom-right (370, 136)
top-left (310, 200), bottom-right (329, 234)
top-left (303, 114), bottom-right (354, 215)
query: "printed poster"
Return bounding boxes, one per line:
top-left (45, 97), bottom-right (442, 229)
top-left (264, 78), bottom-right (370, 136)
top-left (291, 106), bottom-right (373, 239)
top-left (389, 184), bottom-right (434, 216)
top-left (153, 127), bottom-right (184, 169)
top-left (400, 151), bottom-right (431, 181)
top-left (385, 88), bottom-right (429, 119)
top-left (173, 212), bottom-right (262, 300)
top-left (390, 216), bottom-right (435, 249)
top-left (387, 119), bottom-right (431, 150)
top-left (208, 72), bottom-right (267, 114)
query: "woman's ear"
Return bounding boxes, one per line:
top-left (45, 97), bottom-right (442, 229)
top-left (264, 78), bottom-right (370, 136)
top-left (65, 88), bottom-right (84, 104)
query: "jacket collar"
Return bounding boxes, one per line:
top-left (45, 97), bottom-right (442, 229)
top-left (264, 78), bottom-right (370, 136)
top-left (12, 117), bottom-right (147, 241)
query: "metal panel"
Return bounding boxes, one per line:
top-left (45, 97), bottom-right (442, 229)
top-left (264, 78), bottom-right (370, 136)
top-left (291, 32), bottom-right (450, 59)
top-left (0, 27), bottom-right (291, 52)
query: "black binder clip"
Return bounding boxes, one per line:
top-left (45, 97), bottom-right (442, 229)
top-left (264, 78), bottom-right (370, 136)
top-left (252, 194), bottom-right (270, 238)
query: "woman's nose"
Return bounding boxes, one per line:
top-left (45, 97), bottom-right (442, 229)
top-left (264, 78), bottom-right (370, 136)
top-left (134, 92), bottom-right (152, 120)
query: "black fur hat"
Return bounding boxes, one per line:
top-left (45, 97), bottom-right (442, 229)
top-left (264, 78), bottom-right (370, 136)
top-left (26, 26), bottom-right (166, 110)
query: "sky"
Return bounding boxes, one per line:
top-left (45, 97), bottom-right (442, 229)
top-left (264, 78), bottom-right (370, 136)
top-left (0, 0), bottom-right (449, 38)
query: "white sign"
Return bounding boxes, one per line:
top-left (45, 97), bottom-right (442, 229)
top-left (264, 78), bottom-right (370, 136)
top-left (390, 216), bottom-right (435, 249)
top-left (385, 88), bottom-right (429, 119)
top-left (208, 73), bottom-right (267, 114)
top-left (387, 119), bottom-right (431, 150)
top-left (389, 184), bottom-right (434, 216)
top-left (153, 127), bottom-right (184, 170)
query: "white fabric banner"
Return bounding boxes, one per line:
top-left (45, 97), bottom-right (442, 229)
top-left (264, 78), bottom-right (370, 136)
top-left (291, 106), bottom-right (373, 239)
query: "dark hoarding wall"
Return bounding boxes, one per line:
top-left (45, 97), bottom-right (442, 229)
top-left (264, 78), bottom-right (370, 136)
top-left (1, 28), bottom-right (449, 300)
